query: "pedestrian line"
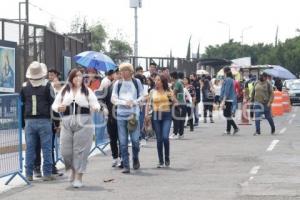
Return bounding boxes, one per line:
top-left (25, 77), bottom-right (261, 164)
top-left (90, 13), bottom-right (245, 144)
top-left (250, 166), bottom-right (260, 175)
top-left (279, 127), bottom-right (287, 135)
top-left (266, 139), bottom-right (280, 152)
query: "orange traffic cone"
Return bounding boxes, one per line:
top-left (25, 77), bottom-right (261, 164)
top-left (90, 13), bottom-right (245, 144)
top-left (239, 100), bottom-right (252, 125)
top-left (272, 91), bottom-right (284, 116)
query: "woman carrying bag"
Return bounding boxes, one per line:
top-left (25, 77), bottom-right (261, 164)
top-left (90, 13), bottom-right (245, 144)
top-left (145, 74), bottom-right (177, 168)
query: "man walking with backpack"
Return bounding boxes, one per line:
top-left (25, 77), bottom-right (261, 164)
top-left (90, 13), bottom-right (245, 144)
top-left (111, 63), bottom-right (144, 173)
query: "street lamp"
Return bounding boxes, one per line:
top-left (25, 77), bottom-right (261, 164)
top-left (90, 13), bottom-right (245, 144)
top-left (130, 0), bottom-right (142, 67)
top-left (218, 21), bottom-right (231, 42)
top-left (241, 26), bottom-right (252, 44)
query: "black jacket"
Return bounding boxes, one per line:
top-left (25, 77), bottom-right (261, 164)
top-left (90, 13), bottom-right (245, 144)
top-left (192, 80), bottom-right (201, 103)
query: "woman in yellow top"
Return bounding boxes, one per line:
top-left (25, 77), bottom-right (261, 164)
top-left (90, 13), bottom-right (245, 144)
top-left (146, 74), bottom-right (177, 168)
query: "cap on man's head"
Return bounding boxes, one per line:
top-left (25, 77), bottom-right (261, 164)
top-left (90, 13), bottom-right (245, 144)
top-left (106, 69), bottom-right (115, 76)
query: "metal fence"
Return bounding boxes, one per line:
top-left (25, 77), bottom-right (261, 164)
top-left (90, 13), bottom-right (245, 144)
top-left (0, 94), bottom-right (29, 185)
top-left (121, 56), bottom-right (202, 76)
top-left (0, 18), bottom-right (88, 92)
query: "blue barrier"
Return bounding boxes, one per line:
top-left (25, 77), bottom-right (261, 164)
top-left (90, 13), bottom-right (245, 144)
top-left (89, 112), bottom-right (110, 156)
top-left (0, 94), bottom-right (30, 185)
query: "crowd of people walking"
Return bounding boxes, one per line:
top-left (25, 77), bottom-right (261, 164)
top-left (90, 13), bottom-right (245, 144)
top-left (21, 61), bottom-right (280, 188)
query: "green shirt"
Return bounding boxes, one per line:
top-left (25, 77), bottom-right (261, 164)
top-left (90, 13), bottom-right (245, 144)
top-left (252, 81), bottom-right (274, 104)
top-left (174, 80), bottom-right (185, 103)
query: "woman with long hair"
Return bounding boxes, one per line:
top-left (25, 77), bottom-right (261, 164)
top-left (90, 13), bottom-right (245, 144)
top-left (220, 67), bottom-right (239, 135)
top-left (146, 74), bottom-right (177, 168)
top-left (52, 68), bottom-right (100, 188)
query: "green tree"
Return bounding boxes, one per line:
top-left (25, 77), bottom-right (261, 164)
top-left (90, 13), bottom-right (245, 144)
top-left (107, 39), bottom-right (133, 62)
top-left (89, 23), bottom-right (107, 52)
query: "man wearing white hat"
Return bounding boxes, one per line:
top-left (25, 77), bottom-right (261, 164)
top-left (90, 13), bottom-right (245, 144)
top-left (20, 61), bottom-right (55, 181)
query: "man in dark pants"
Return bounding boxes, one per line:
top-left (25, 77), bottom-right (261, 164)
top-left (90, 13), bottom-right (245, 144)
top-left (102, 69), bottom-right (122, 167)
top-left (170, 71), bottom-right (186, 139)
top-left (190, 73), bottom-right (200, 125)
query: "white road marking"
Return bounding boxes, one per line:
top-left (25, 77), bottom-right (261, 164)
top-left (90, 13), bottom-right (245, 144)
top-left (292, 114), bottom-right (296, 118)
top-left (249, 176), bottom-right (254, 181)
top-left (267, 139), bottom-right (280, 152)
top-left (250, 166), bottom-right (260, 175)
top-left (288, 119), bottom-right (293, 125)
top-left (279, 127), bottom-right (287, 134)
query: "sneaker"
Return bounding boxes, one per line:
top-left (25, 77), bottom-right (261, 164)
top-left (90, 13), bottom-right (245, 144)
top-left (52, 167), bottom-right (64, 176)
top-left (190, 128), bottom-right (194, 132)
top-left (210, 119), bottom-right (214, 123)
top-left (128, 142), bottom-right (132, 147)
top-left (223, 131), bottom-right (231, 135)
top-left (271, 128), bottom-right (276, 135)
top-left (112, 158), bottom-right (119, 167)
top-left (178, 135), bottom-right (184, 139)
top-left (26, 176), bottom-right (33, 181)
top-left (157, 163), bottom-right (164, 168)
top-left (165, 159), bottom-right (170, 167)
top-left (118, 161), bottom-right (124, 169)
top-left (122, 168), bottom-right (130, 174)
top-left (42, 175), bottom-right (56, 181)
top-left (233, 128), bottom-right (239, 135)
top-left (72, 180), bottom-right (83, 188)
top-left (140, 139), bottom-right (147, 147)
top-left (133, 159), bottom-right (140, 170)
top-left (34, 167), bottom-right (42, 178)
top-left (253, 132), bottom-right (261, 136)
top-left (194, 122), bottom-right (199, 127)
top-left (204, 119), bottom-right (207, 123)
top-left (169, 134), bottom-right (178, 139)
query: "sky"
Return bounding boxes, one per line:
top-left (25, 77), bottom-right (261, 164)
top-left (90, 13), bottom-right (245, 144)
top-left (1, 0), bottom-right (300, 58)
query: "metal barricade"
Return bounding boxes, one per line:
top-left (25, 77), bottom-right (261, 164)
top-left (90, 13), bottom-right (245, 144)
top-left (0, 94), bottom-right (29, 185)
top-left (89, 112), bottom-right (110, 156)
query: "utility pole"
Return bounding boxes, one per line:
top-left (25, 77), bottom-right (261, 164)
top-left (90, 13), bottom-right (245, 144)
top-left (25, 0), bottom-right (29, 23)
top-left (241, 26), bottom-right (252, 44)
top-left (218, 21), bottom-right (231, 43)
top-left (130, 0), bottom-right (142, 67)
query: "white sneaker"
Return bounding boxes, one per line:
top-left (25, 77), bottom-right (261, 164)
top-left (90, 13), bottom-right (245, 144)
top-left (72, 180), bottom-right (83, 188)
top-left (112, 158), bottom-right (119, 167)
top-left (140, 139), bottom-right (147, 147)
top-left (169, 133), bottom-right (177, 139)
top-left (128, 142), bottom-right (132, 147)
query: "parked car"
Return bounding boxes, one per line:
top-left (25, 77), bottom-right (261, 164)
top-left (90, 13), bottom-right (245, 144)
top-left (283, 79), bottom-right (299, 90)
top-left (287, 81), bottom-right (300, 105)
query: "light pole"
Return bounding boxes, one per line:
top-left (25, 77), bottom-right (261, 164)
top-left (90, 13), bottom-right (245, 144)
top-left (241, 26), bottom-right (252, 44)
top-left (218, 21), bottom-right (230, 42)
top-left (130, 0), bottom-right (142, 67)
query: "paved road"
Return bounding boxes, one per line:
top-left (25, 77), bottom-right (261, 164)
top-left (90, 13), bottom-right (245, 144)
top-left (0, 107), bottom-right (300, 200)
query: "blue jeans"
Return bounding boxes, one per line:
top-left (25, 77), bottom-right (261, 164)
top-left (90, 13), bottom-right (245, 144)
top-left (139, 106), bottom-right (146, 140)
top-left (254, 103), bottom-right (275, 133)
top-left (94, 112), bottom-right (107, 146)
top-left (25, 119), bottom-right (53, 177)
top-left (152, 112), bottom-right (172, 164)
top-left (117, 118), bottom-right (140, 169)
